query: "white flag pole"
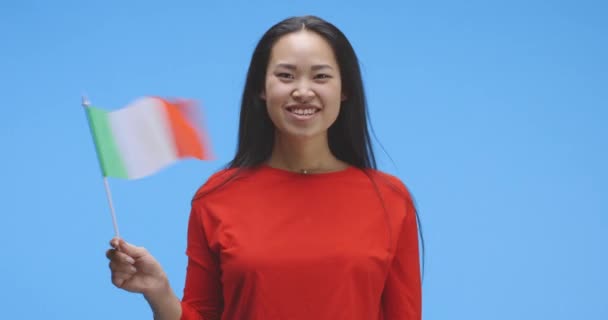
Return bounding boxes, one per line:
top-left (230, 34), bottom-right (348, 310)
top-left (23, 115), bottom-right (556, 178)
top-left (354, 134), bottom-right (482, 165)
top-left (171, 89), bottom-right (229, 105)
top-left (82, 96), bottom-right (121, 238)
top-left (102, 177), bottom-right (120, 238)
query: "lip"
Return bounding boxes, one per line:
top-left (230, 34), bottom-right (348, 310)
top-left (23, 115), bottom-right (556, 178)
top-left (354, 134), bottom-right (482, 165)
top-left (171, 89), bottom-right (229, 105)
top-left (284, 104), bottom-right (321, 121)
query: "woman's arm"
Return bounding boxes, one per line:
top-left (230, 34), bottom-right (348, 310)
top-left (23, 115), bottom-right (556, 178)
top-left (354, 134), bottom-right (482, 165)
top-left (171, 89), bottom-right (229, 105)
top-left (179, 204), bottom-right (224, 319)
top-left (381, 196), bottom-right (422, 319)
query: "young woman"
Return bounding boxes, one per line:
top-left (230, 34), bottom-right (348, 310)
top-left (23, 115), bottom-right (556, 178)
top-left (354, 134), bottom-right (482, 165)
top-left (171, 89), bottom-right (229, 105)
top-left (106, 15), bottom-right (422, 320)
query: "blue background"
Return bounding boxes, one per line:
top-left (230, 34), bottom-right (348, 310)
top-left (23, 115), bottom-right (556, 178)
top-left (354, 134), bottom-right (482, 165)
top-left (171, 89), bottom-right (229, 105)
top-left (1, 0), bottom-right (606, 319)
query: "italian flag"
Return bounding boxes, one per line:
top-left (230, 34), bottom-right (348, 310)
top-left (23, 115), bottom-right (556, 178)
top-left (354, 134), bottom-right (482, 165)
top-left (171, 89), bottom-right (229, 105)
top-left (85, 96), bottom-right (212, 179)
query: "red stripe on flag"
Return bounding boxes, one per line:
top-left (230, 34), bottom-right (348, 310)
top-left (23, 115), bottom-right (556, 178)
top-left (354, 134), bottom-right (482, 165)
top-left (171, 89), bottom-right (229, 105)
top-left (159, 98), bottom-right (212, 160)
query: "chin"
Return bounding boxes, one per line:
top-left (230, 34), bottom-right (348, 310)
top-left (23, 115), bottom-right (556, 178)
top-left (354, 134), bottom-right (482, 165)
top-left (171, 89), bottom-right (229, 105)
top-left (277, 127), bottom-right (327, 141)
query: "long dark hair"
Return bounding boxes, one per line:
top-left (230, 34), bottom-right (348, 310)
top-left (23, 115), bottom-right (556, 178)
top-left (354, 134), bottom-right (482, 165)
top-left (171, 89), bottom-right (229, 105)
top-left (228, 15), bottom-right (375, 169)
top-left (196, 15), bottom-right (424, 277)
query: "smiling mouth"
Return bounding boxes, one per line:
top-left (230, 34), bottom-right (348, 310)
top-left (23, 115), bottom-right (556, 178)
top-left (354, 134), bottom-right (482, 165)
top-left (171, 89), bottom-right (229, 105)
top-left (286, 106), bottom-right (321, 116)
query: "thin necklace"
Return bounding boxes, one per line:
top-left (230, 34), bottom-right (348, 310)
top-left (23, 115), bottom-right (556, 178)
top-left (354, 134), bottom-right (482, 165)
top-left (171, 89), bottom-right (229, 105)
top-left (298, 165), bottom-right (345, 175)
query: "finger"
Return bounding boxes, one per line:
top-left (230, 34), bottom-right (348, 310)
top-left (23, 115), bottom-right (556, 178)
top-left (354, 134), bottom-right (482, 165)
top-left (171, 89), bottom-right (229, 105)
top-left (106, 249), bottom-right (136, 264)
top-left (106, 249), bottom-right (115, 260)
top-left (109, 237), bottom-right (121, 249)
top-left (109, 260), bottom-right (137, 274)
top-left (118, 240), bottom-right (148, 259)
top-left (114, 250), bottom-right (136, 264)
top-left (111, 272), bottom-right (132, 288)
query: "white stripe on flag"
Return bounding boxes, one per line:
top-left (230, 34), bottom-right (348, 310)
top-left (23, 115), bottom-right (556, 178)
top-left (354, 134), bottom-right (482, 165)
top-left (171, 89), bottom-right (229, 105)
top-left (109, 97), bottom-right (177, 179)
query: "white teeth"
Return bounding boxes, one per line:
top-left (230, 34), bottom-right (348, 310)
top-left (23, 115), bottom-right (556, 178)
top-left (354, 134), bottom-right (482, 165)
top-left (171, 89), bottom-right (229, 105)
top-left (291, 108), bottom-right (316, 115)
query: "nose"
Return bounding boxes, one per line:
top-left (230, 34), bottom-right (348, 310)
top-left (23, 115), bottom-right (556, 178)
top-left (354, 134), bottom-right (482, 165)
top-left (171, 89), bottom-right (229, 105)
top-left (291, 82), bottom-right (315, 102)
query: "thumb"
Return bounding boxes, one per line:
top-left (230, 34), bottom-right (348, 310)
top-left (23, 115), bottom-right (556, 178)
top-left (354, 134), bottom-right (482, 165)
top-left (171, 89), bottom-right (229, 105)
top-left (119, 240), bottom-right (147, 259)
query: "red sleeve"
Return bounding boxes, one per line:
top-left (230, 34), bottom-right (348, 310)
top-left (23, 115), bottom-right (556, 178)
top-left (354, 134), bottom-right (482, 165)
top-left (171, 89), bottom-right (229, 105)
top-left (180, 204), bottom-right (223, 320)
top-left (382, 192), bottom-right (422, 319)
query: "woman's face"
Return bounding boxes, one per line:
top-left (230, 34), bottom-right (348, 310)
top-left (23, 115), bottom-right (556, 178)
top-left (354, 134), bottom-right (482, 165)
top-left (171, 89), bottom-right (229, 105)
top-left (263, 30), bottom-right (343, 140)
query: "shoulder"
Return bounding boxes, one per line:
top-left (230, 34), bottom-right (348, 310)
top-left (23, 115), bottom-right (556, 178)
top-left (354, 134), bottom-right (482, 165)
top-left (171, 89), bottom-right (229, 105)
top-left (191, 165), bottom-right (271, 204)
top-left (191, 167), bottom-right (240, 202)
top-left (357, 168), bottom-right (416, 215)
top-left (362, 168), bottom-right (412, 199)
top-left (365, 170), bottom-right (419, 228)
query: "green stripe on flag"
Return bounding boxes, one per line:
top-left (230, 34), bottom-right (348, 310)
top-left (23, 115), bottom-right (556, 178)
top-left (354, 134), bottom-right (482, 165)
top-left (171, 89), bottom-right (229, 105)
top-left (86, 107), bottom-right (128, 178)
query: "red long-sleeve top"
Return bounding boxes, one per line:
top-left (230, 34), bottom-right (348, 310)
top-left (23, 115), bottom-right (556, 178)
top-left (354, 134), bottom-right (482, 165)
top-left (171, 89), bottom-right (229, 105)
top-left (180, 165), bottom-right (421, 319)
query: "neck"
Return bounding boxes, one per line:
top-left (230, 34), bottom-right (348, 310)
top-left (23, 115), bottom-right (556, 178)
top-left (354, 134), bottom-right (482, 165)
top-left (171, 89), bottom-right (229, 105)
top-left (266, 133), bottom-right (346, 174)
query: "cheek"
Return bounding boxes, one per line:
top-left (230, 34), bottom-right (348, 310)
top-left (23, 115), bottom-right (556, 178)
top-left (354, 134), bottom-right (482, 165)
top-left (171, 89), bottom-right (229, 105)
top-left (316, 84), bottom-right (343, 106)
top-left (265, 83), bottom-right (292, 106)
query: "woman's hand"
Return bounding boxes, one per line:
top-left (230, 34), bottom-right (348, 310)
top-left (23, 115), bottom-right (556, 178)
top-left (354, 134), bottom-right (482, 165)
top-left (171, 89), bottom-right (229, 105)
top-left (106, 238), bottom-right (183, 319)
top-left (106, 238), bottom-right (169, 296)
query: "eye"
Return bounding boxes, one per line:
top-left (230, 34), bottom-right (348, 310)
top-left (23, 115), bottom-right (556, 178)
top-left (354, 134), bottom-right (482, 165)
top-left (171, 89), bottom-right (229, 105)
top-left (314, 73), bottom-right (332, 80)
top-left (276, 72), bottom-right (295, 80)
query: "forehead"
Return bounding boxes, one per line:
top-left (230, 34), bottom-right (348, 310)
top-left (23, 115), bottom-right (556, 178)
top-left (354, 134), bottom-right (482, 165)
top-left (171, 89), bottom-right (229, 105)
top-left (269, 30), bottom-right (337, 66)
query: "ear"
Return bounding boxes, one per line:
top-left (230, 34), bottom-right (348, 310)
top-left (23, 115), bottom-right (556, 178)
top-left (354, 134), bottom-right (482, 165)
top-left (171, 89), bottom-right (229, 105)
top-left (341, 92), bottom-right (347, 101)
top-left (260, 91), bottom-right (266, 100)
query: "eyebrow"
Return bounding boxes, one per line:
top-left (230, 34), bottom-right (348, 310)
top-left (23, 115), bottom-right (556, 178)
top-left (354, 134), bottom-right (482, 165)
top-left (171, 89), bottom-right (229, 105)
top-left (275, 63), bottom-right (334, 71)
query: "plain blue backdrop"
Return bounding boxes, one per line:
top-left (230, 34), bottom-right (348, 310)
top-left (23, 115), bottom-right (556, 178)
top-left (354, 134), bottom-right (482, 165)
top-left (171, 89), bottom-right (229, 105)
top-left (1, 0), bottom-right (606, 319)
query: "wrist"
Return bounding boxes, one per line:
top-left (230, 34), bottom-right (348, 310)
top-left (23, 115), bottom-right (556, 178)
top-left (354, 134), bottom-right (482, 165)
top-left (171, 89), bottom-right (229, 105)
top-left (143, 275), bottom-right (182, 320)
top-left (143, 273), bottom-right (172, 303)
